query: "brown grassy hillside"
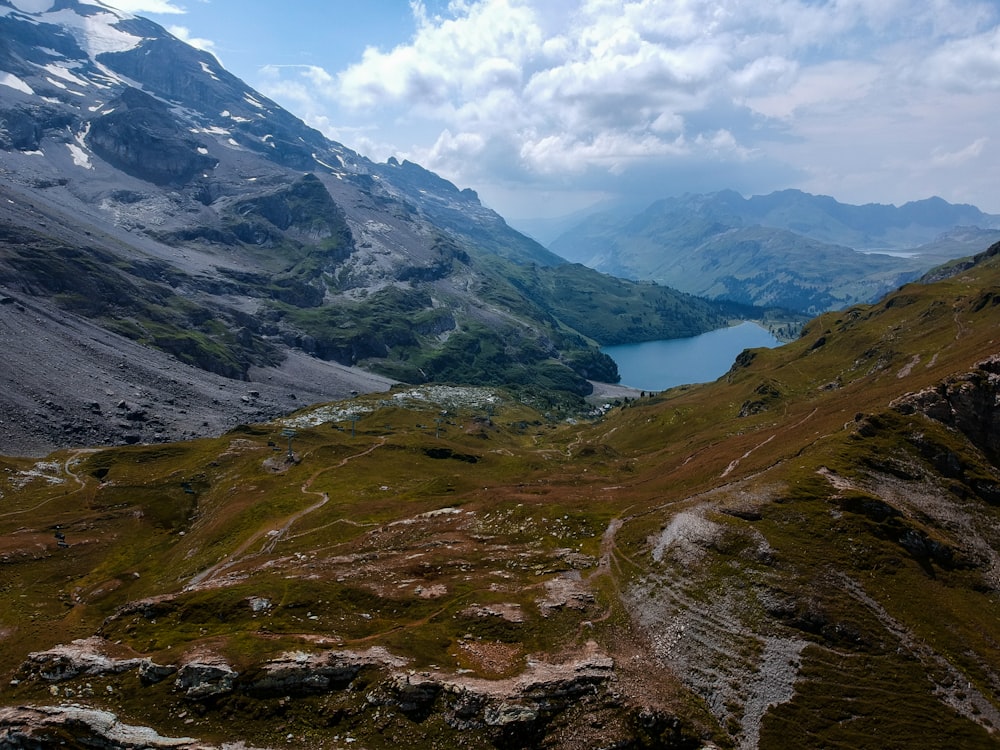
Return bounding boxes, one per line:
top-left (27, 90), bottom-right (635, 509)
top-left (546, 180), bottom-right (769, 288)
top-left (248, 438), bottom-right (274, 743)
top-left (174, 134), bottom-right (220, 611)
top-left (1, 247), bottom-right (999, 748)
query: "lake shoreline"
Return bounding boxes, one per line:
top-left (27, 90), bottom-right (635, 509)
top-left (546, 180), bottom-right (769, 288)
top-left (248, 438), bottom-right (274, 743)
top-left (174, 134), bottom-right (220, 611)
top-left (586, 380), bottom-right (644, 402)
top-left (602, 321), bottom-right (783, 392)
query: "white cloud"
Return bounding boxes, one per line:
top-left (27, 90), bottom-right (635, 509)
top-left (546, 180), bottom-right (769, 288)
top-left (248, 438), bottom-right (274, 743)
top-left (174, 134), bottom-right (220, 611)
top-left (257, 64), bottom-right (338, 122)
top-left (338, 0), bottom-right (542, 110)
top-left (931, 137), bottom-right (988, 167)
top-left (917, 26), bottom-right (1000, 92)
top-left (731, 56), bottom-right (798, 97)
top-left (252, 0), bottom-right (1000, 216)
top-left (167, 25), bottom-right (217, 57)
top-left (101, 0), bottom-right (186, 13)
top-left (745, 60), bottom-right (879, 119)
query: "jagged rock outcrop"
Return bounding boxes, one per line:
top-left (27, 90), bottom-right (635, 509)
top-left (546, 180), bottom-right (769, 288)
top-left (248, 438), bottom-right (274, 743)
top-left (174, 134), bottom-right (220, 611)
top-left (0, 705), bottom-right (199, 749)
top-left (86, 87), bottom-right (217, 186)
top-left (0, 104), bottom-right (75, 151)
top-left (19, 638), bottom-right (142, 683)
top-left (892, 354), bottom-right (1000, 462)
top-left (9, 639), bottom-right (629, 746)
top-left (138, 660), bottom-right (178, 686)
top-left (245, 647), bottom-right (408, 696)
top-left (18, 637), bottom-right (177, 688)
top-left (174, 657), bottom-right (238, 700)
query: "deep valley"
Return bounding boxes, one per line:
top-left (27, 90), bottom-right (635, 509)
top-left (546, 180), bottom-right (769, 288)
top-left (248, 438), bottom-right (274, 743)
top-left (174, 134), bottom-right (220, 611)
top-left (1, 3), bottom-right (999, 748)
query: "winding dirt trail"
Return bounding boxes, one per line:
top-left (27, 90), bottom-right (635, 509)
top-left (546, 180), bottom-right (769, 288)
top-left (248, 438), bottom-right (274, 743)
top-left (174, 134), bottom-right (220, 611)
top-left (0, 448), bottom-right (98, 520)
top-left (186, 438), bottom-right (386, 590)
top-left (571, 510), bottom-right (643, 636)
top-left (721, 407), bottom-right (817, 478)
top-left (63, 448), bottom-right (99, 491)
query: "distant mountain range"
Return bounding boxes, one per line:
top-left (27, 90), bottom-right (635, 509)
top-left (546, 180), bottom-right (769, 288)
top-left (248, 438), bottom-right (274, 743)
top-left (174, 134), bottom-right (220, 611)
top-left (549, 190), bottom-right (1000, 313)
top-left (0, 0), bottom-right (750, 454)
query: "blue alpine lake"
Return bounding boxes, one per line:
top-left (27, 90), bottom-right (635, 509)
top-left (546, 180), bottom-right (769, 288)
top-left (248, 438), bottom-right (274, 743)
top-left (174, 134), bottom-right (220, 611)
top-left (601, 321), bottom-right (782, 392)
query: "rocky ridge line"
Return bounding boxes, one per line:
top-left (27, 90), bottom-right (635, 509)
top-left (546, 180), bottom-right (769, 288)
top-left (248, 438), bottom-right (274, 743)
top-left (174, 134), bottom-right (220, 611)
top-left (6, 636), bottom-right (686, 749)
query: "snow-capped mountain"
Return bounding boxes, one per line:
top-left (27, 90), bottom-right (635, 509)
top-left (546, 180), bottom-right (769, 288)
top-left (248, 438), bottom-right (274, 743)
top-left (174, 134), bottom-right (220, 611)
top-left (0, 0), bottom-right (742, 455)
top-left (0, 0), bottom-right (557, 259)
top-left (1, 0), bottom-right (350, 170)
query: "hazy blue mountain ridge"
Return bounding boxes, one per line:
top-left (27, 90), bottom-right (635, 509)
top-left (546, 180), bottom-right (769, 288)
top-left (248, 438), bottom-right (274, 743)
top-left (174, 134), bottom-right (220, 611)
top-left (549, 189), bottom-right (1000, 313)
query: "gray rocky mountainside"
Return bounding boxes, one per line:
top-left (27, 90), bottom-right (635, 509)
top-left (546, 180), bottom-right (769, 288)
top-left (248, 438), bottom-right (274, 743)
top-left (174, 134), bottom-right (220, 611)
top-left (549, 189), bottom-right (1000, 314)
top-left (0, 0), bottom-right (747, 456)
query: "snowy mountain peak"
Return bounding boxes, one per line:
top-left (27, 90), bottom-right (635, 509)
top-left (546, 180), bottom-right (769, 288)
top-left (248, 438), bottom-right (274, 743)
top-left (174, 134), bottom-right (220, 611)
top-left (0, 0), bottom-right (544, 262)
top-left (5, 0), bottom-right (129, 18)
top-left (2, 0), bottom-right (141, 57)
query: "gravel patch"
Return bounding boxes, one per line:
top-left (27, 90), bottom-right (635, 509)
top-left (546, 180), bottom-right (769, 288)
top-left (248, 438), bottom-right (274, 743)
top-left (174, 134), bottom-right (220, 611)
top-left (0, 290), bottom-right (394, 457)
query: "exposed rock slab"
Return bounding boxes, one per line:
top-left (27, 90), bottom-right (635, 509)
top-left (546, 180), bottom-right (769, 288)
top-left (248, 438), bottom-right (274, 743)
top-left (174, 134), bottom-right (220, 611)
top-left (0, 705), bottom-right (198, 749)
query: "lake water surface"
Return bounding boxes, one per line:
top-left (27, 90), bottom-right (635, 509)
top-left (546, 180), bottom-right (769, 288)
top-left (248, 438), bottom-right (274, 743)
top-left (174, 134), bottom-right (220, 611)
top-left (602, 321), bottom-right (781, 392)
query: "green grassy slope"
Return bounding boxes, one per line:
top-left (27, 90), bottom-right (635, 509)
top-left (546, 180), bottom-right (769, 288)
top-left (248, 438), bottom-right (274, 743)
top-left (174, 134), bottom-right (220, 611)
top-left (1, 246), bottom-right (998, 748)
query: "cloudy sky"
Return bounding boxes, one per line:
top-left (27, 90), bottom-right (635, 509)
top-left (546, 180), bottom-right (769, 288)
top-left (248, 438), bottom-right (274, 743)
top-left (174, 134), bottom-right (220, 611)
top-left (105, 0), bottom-right (1000, 222)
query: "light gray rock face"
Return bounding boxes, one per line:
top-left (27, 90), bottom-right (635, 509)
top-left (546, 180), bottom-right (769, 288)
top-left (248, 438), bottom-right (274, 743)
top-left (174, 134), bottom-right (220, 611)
top-left (10, 640), bottom-right (624, 746)
top-left (174, 659), bottom-right (239, 699)
top-left (21, 638), bottom-right (142, 682)
top-left (0, 705), bottom-right (198, 749)
top-left (893, 354), bottom-right (1000, 463)
top-left (246, 647), bottom-right (408, 696)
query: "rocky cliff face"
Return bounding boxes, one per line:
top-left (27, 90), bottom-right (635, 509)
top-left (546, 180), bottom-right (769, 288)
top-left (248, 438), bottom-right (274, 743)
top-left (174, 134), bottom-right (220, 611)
top-left (0, 705), bottom-right (200, 750)
top-left (86, 87), bottom-right (218, 186)
top-left (892, 355), bottom-right (1000, 464)
top-left (9, 637), bottom-right (678, 749)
